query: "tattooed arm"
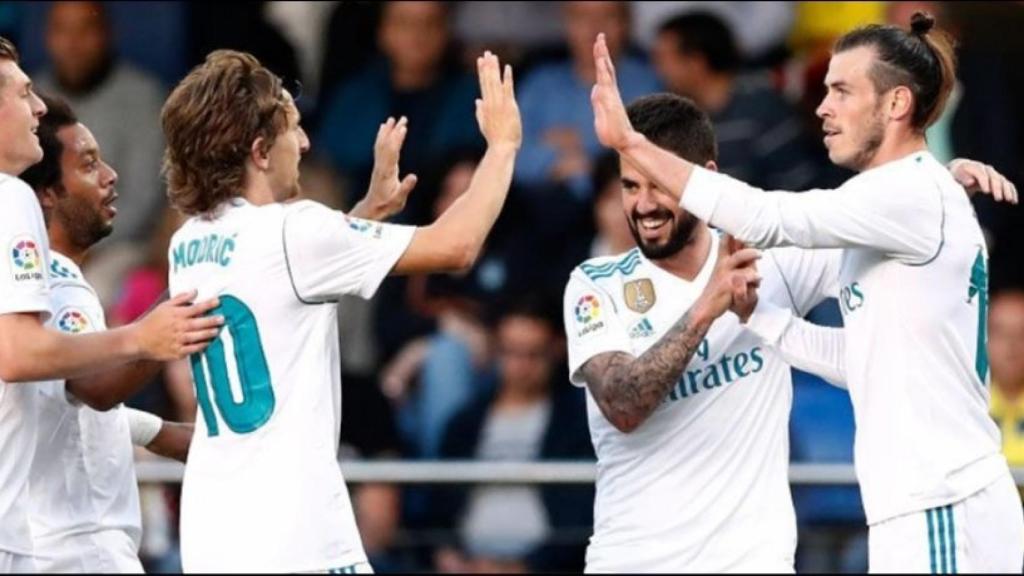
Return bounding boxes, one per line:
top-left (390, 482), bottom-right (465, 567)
top-left (580, 308), bottom-right (714, 433)
top-left (578, 240), bottom-right (761, 433)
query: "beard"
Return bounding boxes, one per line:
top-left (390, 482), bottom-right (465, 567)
top-left (53, 192), bottom-right (113, 251)
top-left (627, 207), bottom-right (699, 260)
top-left (841, 105), bottom-right (886, 171)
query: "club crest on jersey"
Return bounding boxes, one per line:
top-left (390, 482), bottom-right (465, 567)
top-left (574, 294), bottom-right (606, 337)
top-left (56, 308), bottom-right (91, 334)
top-left (345, 216), bottom-right (383, 239)
top-left (9, 235), bottom-right (44, 282)
top-left (623, 279), bottom-right (656, 313)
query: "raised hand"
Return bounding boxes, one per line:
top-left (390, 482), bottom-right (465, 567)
top-left (133, 290), bottom-right (223, 361)
top-left (949, 158), bottom-right (1019, 204)
top-left (590, 33), bottom-right (642, 152)
top-left (363, 116), bottom-right (419, 219)
top-left (475, 51), bottom-right (521, 150)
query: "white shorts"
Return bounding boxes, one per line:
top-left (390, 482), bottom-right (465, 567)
top-left (32, 529), bottom-right (143, 574)
top-left (868, 472), bottom-right (1024, 573)
top-left (0, 551), bottom-right (36, 573)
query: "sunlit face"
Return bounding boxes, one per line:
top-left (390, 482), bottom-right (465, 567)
top-left (497, 315), bottom-right (555, 397)
top-left (990, 293), bottom-right (1024, 389)
top-left (619, 157), bottom-right (698, 260)
top-left (266, 91), bottom-right (309, 203)
top-left (816, 47), bottom-right (888, 171)
top-left (49, 122), bottom-right (118, 249)
top-left (0, 60), bottom-right (47, 174)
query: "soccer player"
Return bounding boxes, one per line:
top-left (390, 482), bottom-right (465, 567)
top-left (0, 36), bottom-right (220, 574)
top-left (161, 49), bottom-right (520, 573)
top-left (16, 94), bottom-right (194, 573)
top-left (590, 12), bottom-right (1023, 572)
top-left (565, 93), bottom-right (840, 572)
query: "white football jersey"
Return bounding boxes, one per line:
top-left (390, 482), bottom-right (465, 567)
top-left (0, 174), bottom-right (51, 556)
top-left (563, 233), bottom-right (838, 572)
top-left (168, 198), bottom-right (414, 573)
top-left (684, 151), bottom-right (1005, 524)
top-left (28, 251), bottom-right (142, 572)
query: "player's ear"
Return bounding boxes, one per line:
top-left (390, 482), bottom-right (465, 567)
top-left (37, 186), bottom-right (60, 212)
top-left (888, 85), bottom-right (914, 123)
top-left (704, 160), bottom-right (718, 173)
top-left (250, 137), bottom-right (271, 171)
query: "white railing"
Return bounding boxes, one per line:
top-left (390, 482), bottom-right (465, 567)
top-left (134, 460), bottom-right (1024, 486)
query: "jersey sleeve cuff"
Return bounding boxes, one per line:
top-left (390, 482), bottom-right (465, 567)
top-left (681, 166), bottom-right (724, 222)
top-left (0, 295), bottom-right (51, 322)
top-left (744, 299), bottom-right (793, 345)
top-left (357, 225), bottom-right (416, 299)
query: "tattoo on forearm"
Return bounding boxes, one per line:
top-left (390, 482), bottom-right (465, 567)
top-left (581, 309), bottom-right (711, 432)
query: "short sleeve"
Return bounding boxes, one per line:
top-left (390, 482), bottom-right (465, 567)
top-left (42, 284), bottom-right (106, 406)
top-left (563, 271), bottom-right (633, 387)
top-left (0, 176), bottom-right (51, 318)
top-left (282, 201), bottom-right (415, 302)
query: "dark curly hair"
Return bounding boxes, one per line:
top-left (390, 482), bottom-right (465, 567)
top-left (161, 50), bottom-right (289, 216)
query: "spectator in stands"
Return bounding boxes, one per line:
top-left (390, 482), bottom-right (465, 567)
top-left (990, 288), bottom-right (1024, 468)
top-left (380, 149), bottom-right (544, 459)
top-left (515, 1), bottom-right (660, 201)
top-left (36, 1), bottom-right (165, 247)
top-left (315, 1), bottom-right (481, 215)
top-left (426, 299), bottom-right (594, 573)
top-left (652, 12), bottom-right (822, 190)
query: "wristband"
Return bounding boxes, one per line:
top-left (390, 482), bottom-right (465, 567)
top-left (126, 408), bottom-right (163, 447)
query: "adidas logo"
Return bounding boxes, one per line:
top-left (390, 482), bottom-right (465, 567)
top-left (629, 318), bottom-right (654, 339)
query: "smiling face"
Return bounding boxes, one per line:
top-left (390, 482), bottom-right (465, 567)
top-left (619, 157), bottom-right (698, 260)
top-left (46, 122), bottom-right (118, 249)
top-left (816, 46), bottom-right (889, 171)
top-left (0, 60), bottom-right (47, 174)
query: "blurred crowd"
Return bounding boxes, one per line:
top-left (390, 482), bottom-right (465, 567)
top-left (4, 1), bottom-right (1024, 572)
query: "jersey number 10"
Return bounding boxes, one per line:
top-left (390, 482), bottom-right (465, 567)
top-left (189, 295), bottom-right (276, 437)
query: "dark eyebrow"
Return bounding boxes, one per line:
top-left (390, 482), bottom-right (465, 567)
top-left (620, 177), bottom-right (638, 188)
top-left (825, 79), bottom-right (850, 90)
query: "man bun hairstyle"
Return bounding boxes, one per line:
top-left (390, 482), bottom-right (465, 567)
top-left (834, 10), bottom-right (956, 132)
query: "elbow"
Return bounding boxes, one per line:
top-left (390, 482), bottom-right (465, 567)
top-left (443, 237), bottom-right (481, 273)
top-left (67, 382), bottom-right (119, 411)
top-left (453, 242), bottom-right (481, 272)
top-left (0, 358), bottom-right (33, 383)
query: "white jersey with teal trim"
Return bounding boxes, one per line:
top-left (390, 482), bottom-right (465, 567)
top-left (169, 198), bottom-right (414, 573)
top-left (29, 251), bottom-right (143, 573)
top-left (0, 174), bottom-right (51, 557)
top-left (683, 151), bottom-right (1005, 525)
top-left (563, 233), bottom-right (839, 572)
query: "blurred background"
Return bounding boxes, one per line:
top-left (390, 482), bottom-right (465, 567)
top-left (4, 1), bottom-right (1024, 572)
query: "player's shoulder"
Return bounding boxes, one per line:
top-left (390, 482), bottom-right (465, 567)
top-left (569, 248), bottom-right (644, 292)
top-left (0, 174), bottom-right (39, 206)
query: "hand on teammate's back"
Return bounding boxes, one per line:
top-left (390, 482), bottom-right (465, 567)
top-left (132, 290), bottom-right (223, 361)
top-left (948, 158), bottom-right (1019, 204)
top-left (694, 235), bottom-right (760, 323)
top-left (474, 51), bottom-right (521, 150)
